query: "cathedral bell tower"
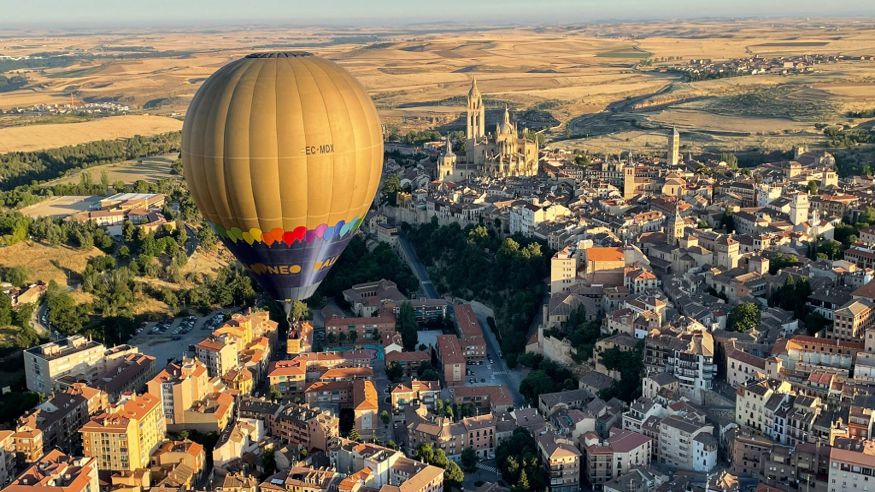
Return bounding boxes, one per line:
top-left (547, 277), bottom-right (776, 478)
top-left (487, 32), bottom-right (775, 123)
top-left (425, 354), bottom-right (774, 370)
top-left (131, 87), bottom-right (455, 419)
top-left (466, 78), bottom-right (485, 141)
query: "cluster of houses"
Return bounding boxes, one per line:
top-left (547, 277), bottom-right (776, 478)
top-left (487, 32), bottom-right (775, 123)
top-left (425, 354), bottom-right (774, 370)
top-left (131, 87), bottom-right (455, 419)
top-left (369, 126), bottom-right (875, 490)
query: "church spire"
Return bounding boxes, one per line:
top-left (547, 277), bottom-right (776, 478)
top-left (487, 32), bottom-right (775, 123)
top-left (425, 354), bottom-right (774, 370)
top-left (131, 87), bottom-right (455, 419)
top-left (445, 135), bottom-right (453, 156)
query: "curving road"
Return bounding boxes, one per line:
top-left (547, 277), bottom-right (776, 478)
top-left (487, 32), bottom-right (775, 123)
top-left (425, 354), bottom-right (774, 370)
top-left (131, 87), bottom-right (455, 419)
top-left (397, 235), bottom-right (526, 407)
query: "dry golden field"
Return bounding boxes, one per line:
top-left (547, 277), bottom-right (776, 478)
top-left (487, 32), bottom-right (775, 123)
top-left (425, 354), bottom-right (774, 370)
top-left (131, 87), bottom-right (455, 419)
top-left (0, 115), bottom-right (182, 153)
top-left (0, 241), bottom-right (104, 287)
top-left (1, 19), bottom-right (875, 154)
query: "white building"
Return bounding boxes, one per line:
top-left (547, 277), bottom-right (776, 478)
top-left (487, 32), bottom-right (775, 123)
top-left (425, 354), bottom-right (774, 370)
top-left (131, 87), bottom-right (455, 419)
top-left (24, 336), bottom-right (107, 393)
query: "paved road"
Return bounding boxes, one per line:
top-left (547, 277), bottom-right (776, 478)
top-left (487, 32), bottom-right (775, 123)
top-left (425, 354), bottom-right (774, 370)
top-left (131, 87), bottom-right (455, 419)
top-left (397, 235), bottom-right (526, 407)
top-left (398, 236), bottom-right (438, 299)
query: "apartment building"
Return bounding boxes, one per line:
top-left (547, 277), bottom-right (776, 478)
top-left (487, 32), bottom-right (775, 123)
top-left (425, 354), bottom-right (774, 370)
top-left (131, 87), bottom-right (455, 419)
top-left (324, 314), bottom-right (396, 342)
top-left (195, 335), bottom-right (239, 378)
top-left (146, 357), bottom-right (234, 433)
top-left (657, 415), bottom-right (717, 472)
top-left (91, 352), bottom-right (156, 402)
top-left (271, 403), bottom-right (339, 452)
top-left (454, 304), bottom-right (487, 362)
top-left (4, 450), bottom-right (99, 492)
top-left (391, 379), bottom-right (440, 411)
top-left (24, 336), bottom-right (107, 393)
top-left (353, 379), bottom-right (379, 440)
top-left (828, 442), bottom-right (875, 492)
top-left (537, 432), bottom-right (581, 492)
top-left (735, 378), bottom-right (793, 436)
top-left (450, 385), bottom-right (514, 414)
top-left (268, 350), bottom-right (374, 395)
top-left (832, 298), bottom-right (875, 342)
top-left (580, 428), bottom-right (652, 487)
top-left (385, 350), bottom-right (431, 376)
top-left (774, 335), bottom-right (863, 376)
top-left (0, 431), bottom-right (14, 486)
top-left (406, 406), bottom-right (498, 459)
top-left (80, 393), bottom-right (166, 471)
top-left (330, 439), bottom-right (444, 492)
top-left (435, 335), bottom-right (466, 387)
top-left (13, 383), bottom-right (107, 459)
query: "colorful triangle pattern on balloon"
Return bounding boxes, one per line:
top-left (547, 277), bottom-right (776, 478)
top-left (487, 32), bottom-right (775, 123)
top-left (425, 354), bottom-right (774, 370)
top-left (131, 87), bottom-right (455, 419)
top-left (211, 216), bottom-right (363, 246)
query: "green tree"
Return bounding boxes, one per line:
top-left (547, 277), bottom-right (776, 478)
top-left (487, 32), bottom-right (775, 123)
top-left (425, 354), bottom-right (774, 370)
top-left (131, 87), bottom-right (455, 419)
top-left (444, 461), bottom-right (464, 488)
top-left (386, 361), bottom-right (404, 383)
top-left (0, 294), bottom-right (13, 326)
top-left (729, 302), bottom-right (760, 333)
top-left (0, 265), bottom-right (28, 287)
top-left (380, 410), bottom-right (391, 426)
top-left (197, 225), bottom-right (219, 252)
top-left (289, 300), bottom-right (309, 321)
top-left (348, 427), bottom-right (361, 442)
top-left (381, 174), bottom-right (403, 206)
top-left (513, 469), bottom-right (530, 492)
top-left (461, 447), bottom-right (479, 472)
top-left (399, 302), bottom-right (418, 350)
top-left (720, 152), bottom-right (739, 169)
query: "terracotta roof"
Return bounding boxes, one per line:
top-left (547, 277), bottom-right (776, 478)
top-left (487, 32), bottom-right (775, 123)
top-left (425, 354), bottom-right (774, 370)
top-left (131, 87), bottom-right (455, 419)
top-left (585, 246), bottom-right (625, 263)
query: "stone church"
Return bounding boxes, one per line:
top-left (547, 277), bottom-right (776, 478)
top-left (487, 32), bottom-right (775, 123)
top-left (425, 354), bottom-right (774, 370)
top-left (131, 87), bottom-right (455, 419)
top-left (437, 79), bottom-right (539, 181)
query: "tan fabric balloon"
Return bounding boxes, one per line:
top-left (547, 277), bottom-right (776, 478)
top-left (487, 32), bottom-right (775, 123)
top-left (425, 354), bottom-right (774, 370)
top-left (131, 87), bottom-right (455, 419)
top-left (182, 52), bottom-right (383, 243)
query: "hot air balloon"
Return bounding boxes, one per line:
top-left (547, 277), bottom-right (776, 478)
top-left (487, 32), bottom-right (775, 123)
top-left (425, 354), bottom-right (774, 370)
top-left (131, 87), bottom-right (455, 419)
top-left (181, 52), bottom-right (383, 318)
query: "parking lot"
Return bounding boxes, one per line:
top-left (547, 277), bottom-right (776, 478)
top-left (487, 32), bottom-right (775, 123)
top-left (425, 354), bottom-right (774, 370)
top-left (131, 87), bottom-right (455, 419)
top-left (465, 356), bottom-right (505, 387)
top-left (128, 309), bottom-right (236, 363)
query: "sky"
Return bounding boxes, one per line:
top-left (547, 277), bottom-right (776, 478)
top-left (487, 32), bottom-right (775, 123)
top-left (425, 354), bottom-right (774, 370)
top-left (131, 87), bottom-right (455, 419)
top-left (2, 0), bottom-right (874, 28)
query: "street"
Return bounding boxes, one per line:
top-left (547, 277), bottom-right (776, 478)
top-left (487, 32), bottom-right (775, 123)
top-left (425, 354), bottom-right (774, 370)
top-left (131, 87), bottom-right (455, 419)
top-left (397, 235), bottom-right (526, 407)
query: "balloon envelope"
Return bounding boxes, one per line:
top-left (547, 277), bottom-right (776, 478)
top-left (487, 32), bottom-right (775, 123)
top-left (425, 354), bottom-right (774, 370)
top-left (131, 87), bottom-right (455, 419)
top-left (181, 52), bottom-right (383, 306)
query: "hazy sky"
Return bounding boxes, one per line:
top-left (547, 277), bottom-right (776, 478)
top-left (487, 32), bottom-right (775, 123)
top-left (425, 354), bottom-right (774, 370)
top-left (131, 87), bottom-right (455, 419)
top-left (3, 0), bottom-right (874, 27)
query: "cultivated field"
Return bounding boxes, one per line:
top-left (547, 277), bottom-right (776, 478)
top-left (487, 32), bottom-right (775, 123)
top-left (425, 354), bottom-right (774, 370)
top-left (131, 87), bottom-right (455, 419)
top-left (0, 115), bottom-right (182, 153)
top-left (1, 20), bottom-right (875, 154)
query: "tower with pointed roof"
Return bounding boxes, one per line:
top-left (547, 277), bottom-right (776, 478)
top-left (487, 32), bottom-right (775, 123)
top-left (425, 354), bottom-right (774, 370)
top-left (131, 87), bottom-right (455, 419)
top-left (668, 200), bottom-right (685, 244)
top-left (466, 78), bottom-right (485, 141)
top-left (668, 127), bottom-right (680, 165)
top-left (437, 136), bottom-right (457, 180)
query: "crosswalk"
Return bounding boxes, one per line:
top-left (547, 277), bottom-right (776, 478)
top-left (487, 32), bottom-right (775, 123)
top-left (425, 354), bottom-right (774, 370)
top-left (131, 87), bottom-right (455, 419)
top-left (476, 463), bottom-right (498, 474)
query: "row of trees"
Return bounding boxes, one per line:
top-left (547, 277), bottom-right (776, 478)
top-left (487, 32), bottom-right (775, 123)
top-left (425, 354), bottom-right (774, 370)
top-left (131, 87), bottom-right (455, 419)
top-left (403, 221), bottom-right (550, 355)
top-left (0, 132), bottom-right (180, 190)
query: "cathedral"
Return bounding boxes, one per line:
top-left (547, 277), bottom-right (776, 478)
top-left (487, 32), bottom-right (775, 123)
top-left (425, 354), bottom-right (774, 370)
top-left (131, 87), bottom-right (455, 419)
top-left (436, 79), bottom-right (539, 181)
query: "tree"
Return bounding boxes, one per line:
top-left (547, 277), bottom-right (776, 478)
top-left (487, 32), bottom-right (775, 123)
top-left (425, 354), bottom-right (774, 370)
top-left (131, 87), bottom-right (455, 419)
top-left (289, 300), bottom-right (309, 321)
top-left (0, 294), bottom-right (12, 327)
top-left (197, 225), bottom-right (218, 252)
top-left (461, 447), bottom-right (479, 472)
top-left (381, 174), bottom-right (403, 206)
top-left (349, 330), bottom-right (358, 345)
top-left (444, 461), bottom-right (465, 488)
top-left (380, 410), bottom-right (391, 426)
top-left (0, 265), bottom-right (28, 287)
top-left (720, 152), bottom-right (739, 169)
top-left (513, 469), bottom-right (530, 492)
top-left (729, 302), bottom-right (760, 333)
top-left (807, 180), bottom-right (818, 195)
top-left (348, 427), bottom-right (361, 442)
top-left (386, 361), bottom-right (403, 383)
top-left (398, 302), bottom-right (418, 350)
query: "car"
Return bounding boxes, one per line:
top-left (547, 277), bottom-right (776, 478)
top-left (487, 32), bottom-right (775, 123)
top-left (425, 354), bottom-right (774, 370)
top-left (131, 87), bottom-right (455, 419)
top-left (480, 378), bottom-right (486, 383)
